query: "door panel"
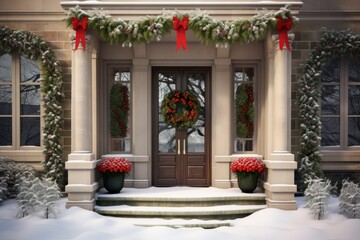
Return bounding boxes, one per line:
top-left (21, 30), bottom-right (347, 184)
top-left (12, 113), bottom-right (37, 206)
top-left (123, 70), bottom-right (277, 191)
top-left (152, 67), bottom-right (211, 186)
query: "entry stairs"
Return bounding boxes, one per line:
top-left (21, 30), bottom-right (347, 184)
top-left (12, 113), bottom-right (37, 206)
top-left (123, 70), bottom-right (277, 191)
top-left (94, 187), bottom-right (267, 226)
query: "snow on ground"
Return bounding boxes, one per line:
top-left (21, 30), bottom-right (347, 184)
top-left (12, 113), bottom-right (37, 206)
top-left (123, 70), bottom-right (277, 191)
top-left (0, 191), bottom-right (360, 240)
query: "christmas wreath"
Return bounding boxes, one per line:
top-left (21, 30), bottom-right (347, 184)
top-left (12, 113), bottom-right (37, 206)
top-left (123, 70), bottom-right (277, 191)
top-left (110, 84), bottom-right (129, 138)
top-left (160, 90), bottom-right (200, 129)
top-left (236, 84), bottom-right (254, 138)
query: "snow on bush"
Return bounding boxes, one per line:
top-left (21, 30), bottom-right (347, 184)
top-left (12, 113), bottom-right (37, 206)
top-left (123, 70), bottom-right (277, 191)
top-left (339, 179), bottom-right (360, 219)
top-left (304, 178), bottom-right (334, 220)
top-left (0, 158), bottom-right (36, 204)
top-left (16, 177), bottom-right (61, 218)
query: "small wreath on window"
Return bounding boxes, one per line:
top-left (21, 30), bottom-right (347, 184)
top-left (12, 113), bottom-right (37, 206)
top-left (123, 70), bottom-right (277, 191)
top-left (160, 90), bottom-right (200, 129)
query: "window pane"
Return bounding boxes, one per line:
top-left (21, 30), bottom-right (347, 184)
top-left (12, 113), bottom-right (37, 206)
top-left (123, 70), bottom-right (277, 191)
top-left (349, 58), bottom-right (360, 82)
top-left (321, 85), bottom-right (340, 115)
top-left (20, 56), bottom-right (40, 83)
top-left (321, 117), bottom-right (340, 146)
top-left (321, 58), bottom-right (340, 83)
top-left (0, 85), bottom-right (12, 115)
top-left (348, 86), bottom-right (360, 115)
top-left (348, 117), bottom-right (360, 146)
top-left (20, 117), bottom-right (40, 146)
top-left (0, 54), bottom-right (12, 83)
top-left (20, 85), bottom-right (40, 115)
top-left (0, 117), bottom-right (12, 146)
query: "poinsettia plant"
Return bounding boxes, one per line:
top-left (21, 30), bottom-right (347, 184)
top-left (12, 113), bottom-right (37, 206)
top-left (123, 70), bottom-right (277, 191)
top-left (97, 157), bottom-right (132, 174)
top-left (231, 157), bottom-right (266, 179)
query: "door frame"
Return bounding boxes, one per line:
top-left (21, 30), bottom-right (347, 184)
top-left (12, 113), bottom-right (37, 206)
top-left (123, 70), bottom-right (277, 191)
top-left (151, 67), bottom-right (212, 186)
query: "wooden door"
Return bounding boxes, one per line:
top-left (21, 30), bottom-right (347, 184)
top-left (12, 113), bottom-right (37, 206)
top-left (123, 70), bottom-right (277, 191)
top-left (152, 67), bottom-right (211, 186)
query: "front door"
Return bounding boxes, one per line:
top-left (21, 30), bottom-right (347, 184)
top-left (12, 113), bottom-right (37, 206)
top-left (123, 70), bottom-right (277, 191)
top-left (152, 67), bottom-right (211, 186)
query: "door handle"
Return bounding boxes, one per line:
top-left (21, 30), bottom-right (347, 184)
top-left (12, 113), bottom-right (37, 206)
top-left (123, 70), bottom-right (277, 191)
top-left (177, 139), bottom-right (180, 155)
top-left (183, 139), bottom-right (186, 155)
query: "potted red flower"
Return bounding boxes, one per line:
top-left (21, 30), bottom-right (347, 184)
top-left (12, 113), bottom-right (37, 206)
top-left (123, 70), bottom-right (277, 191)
top-left (97, 157), bottom-right (132, 193)
top-left (230, 157), bottom-right (266, 193)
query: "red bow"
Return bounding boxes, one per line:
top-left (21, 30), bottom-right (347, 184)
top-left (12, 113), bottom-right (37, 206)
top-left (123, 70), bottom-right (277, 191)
top-left (276, 17), bottom-right (292, 51)
top-left (72, 17), bottom-right (88, 51)
top-left (173, 16), bottom-right (189, 51)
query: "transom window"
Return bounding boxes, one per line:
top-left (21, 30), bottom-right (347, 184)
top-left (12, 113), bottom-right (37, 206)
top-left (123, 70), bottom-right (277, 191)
top-left (320, 58), bottom-right (360, 149)
top-left (233, 66), bottom-right (256, 152)
top-left (0, 54), bottom-right (41, 148)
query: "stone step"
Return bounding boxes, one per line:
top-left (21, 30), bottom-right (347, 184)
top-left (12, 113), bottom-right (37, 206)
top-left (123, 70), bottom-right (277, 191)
top-left (96, 187), bottom-right (267, 207)
top-left (94, 204), bottom-right (267, 220)
top-left (95, 187), bottom-right (267, 220)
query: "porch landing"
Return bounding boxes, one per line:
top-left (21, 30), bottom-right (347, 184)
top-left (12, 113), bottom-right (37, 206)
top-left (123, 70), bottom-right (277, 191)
top-left (94, 187), bottom-right (267, 221)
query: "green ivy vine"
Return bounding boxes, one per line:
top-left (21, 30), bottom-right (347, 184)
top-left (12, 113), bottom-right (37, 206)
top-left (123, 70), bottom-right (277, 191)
top-left (0, 26), bottom-right (65, 187)
top-left (297, 29), bottom-right (360, 183)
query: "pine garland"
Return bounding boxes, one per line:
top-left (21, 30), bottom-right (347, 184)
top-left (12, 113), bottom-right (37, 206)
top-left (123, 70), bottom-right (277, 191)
top-left (236, 84), bottom-right (254, 138)
top-left (110, 84), bottom-right (129, 138)
top-left (66, 5), bottom-right (297, 47)
top-left (0, 26), bottom-right (65, 188)
top-left (297, 29), bottom-right (360, 183)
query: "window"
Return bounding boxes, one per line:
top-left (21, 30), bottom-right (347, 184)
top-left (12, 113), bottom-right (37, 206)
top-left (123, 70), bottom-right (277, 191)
top-left (320, 58), bottom-right (360, 149)
top-left (0, 54), bottom-right (41, 148)
top-left (109, 66), bottom-right (131, 153)
top-left (233, 66), bottom-right (256, 152)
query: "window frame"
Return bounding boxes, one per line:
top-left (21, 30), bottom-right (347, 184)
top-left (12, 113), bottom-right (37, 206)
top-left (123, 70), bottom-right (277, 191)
top-left (0, 54), bottom-right (43, 151)
top-left (232, 64), bottom-right (258, 154)
top-left (320, 57), bottom-right (360, 151)
top-left (106, 63), bottom-right (132, 154)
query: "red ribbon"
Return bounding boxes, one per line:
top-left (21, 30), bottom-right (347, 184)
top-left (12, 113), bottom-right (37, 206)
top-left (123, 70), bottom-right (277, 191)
top-left (173, 16), bottom-right (189, 51)
top-left (276, 17), bottom-right (292, 51)
top-left (72, 17), bottom-right (88, 51)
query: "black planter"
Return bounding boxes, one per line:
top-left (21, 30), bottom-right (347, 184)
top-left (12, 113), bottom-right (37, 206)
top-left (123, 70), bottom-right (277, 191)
top-left (237, 173), bottom-right (258, 193)
top-left (103, 172), bottom-right (125, 194)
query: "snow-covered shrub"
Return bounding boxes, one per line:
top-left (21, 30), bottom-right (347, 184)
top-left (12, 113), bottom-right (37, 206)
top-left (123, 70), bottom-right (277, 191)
top-left (339, 179), bottom-right (360, 219)
top-left (0, 157), bottom-right (36, 203)
top-left (16, 177), bottom-right (61, 218)
top-left (304, 178), bottom-right (334, 220)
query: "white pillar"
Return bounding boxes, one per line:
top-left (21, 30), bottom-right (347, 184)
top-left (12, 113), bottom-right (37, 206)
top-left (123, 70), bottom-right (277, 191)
top-left (263, 33), bottom-right (297, 210)
top-left (212, 47), bottom-right (232, 188)
top-left (66, 35), bottom-right (99, 210)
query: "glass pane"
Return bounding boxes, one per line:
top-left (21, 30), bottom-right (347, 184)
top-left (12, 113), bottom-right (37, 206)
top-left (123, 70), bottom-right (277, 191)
top-left (20, 56), bottom-right (40, 83)
top-left (348, 86), bottom-right (360, 115)
top-left (234, 139), bottom-right (253, 152)
top-left (321, 85), bottom-right (340, 115)
top-left (20, 85), bottom-right (40, 115)
top-left (349, 58), bottom-right (360, 82)
top-left (20, 117), bottom-right (40, 146)
top-left (158, 73), bottom-right (176, 108)
top-left (321, 117), bottom-right (340, 146)
top-left (159, 120), bottom-right (176, 153)
top-left (187, 73), bottom-right (206, 153)
top-left (0, 117), bottom-right (12, 146)
top-left (0, 85), bottom-right (12, 115)
top-left (111, 138), bottom-right (130, 152)
top-left (348, 117), bottom-right (360, 146)
top-left (0, 54), bottom-right (12, 83)
top-left (321, 58), bottom-right (340, 83)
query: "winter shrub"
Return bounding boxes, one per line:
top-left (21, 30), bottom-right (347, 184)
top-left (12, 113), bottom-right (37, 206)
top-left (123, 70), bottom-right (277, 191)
top-left (16, 177), bottom-right (61, 218)
top-left (0, 157), bottom-right (36, 204)
top-left (304, 178), bottom-right (334, 220)
top-left (339, 179), bottom-right (360, 219)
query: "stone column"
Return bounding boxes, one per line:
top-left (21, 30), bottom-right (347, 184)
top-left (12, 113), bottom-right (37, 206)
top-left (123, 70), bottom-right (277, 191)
top-left (263, 33), bottom-right (297, 210)
top-left (212, 49), bottom-right (232, 188)
top-left (65, 35), bottom-right (99, 210)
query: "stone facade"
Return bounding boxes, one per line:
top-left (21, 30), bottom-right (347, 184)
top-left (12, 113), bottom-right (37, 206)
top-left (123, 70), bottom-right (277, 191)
top-left (1, 0), bottom-right (359, 211)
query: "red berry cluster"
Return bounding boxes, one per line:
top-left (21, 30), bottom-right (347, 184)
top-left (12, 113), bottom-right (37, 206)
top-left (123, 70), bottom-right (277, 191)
top-left (97, 157), bottom-right (132, 173)
top-left (230, 157), bottom-right (265, 173)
